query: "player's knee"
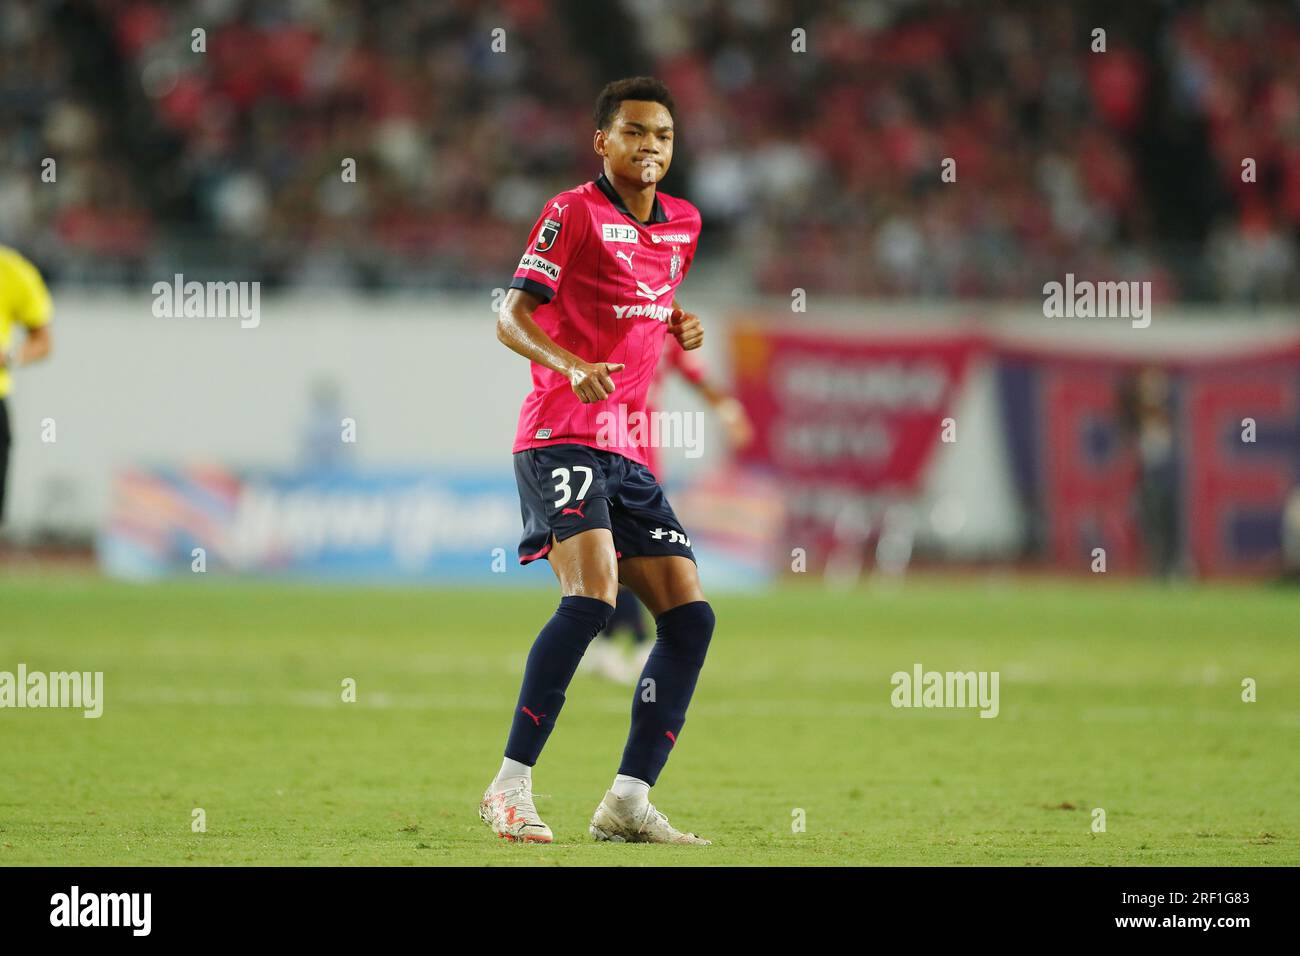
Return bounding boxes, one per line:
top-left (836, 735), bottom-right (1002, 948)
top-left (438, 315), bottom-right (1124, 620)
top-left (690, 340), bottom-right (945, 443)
top-left (555, 560), bottom-right (619, 607)
top-left (655, 600), bottom-right (714, 667)
top-left (565, 580), bottom-right (619, 608)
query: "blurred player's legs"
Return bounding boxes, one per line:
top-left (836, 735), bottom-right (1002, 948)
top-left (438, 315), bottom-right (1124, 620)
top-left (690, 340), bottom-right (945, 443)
top-left (607, 584), bottom-right (650, 643)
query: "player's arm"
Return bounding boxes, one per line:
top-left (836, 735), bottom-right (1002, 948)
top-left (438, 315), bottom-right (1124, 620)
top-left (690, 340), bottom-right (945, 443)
top-left (668, 297), bottom-right (703, 350)
top-left (6, 324), bottom-right (51, 368)
top-left (687, 379), bottom-right (752, 449)
top-left (668, 343), bottom-right (754, 450)
top-left (496, 288), bottom-right (625, 404)
top-left (2, 254), bottom-right (53, 370)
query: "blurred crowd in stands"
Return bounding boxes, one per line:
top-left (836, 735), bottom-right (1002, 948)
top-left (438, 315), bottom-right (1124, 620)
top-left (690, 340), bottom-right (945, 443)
top-left (1, 0), bottom-right (1297, 302)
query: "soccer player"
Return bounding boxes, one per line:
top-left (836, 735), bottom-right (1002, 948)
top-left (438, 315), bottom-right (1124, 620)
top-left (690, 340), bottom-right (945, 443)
top-left (481, 77), bottom-right (713, 844)
top-left (0, 245), bottom-right (54, 528)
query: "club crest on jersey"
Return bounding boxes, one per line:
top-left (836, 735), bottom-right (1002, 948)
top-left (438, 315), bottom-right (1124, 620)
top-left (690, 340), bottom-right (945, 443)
top-left (535, 218), bottom-right (562, 253)
top-left (669, 250), bottom-right (681, 280)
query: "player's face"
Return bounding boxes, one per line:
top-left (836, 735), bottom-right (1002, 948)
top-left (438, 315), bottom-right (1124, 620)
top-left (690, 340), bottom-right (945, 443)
top-left (596, 100), bottom-right (674, 185)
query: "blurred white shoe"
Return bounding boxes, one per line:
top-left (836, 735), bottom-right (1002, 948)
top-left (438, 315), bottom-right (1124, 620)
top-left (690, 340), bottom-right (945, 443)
top-left (582, 640), bottom-right (628, 682)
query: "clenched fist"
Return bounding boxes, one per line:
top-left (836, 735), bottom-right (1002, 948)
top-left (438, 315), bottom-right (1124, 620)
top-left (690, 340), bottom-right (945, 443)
top-left (669, 308), bottom-right (703, 350)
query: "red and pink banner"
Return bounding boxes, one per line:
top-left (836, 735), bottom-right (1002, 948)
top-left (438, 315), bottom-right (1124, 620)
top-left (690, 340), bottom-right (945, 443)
top-left (731, 326), bottom-right (980, 488)
top-left (730, 325), bottom-right (980, 562)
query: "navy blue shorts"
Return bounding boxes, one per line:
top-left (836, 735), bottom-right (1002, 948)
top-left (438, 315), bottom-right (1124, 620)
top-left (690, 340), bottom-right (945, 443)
top-left (514, 444), bottom-right (695, 565)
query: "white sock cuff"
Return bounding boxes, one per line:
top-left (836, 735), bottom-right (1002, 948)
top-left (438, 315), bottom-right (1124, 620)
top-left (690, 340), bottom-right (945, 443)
top-left (611, 774), bottom-right (650, 799)
top-left (496, 757), bottom-right (533, 784)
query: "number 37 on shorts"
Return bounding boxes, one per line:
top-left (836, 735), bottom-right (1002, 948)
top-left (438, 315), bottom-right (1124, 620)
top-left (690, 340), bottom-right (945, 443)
top-left (512, 443), bottom-right (695, 565)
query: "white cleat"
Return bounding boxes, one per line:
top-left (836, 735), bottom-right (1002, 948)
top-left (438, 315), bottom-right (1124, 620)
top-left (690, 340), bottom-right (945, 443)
top-left (588, 790), bottom-right (711, 845)
top-left (479, 776), bottom-right (553, 843)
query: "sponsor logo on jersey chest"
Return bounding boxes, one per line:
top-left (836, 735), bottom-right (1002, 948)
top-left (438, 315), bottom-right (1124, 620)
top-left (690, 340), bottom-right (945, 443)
top-left (613, 303), bottom-right (674, 322)
top-left (635, 279), bottom-right (671, 300)
top-left (602, 223), bottom-right (638, 243)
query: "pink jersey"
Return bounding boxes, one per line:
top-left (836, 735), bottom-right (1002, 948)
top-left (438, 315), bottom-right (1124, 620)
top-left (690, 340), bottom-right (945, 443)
top-left (509, 173), bottom-right (701, 470)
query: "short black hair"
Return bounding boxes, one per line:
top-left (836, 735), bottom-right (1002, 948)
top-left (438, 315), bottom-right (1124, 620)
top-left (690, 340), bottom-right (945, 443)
top-left (593, 76), bottom-right (677, 131)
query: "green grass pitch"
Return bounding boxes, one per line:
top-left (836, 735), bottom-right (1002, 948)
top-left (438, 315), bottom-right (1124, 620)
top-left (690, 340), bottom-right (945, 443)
top-left (1, 574), bottom-right (1295, 866)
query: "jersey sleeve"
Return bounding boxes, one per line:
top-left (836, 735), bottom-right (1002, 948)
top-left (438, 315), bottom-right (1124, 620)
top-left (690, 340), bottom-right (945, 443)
top-left (509, 193), bottom-right (586, 304)
top-left (8, 253), bottom-right (52, 328)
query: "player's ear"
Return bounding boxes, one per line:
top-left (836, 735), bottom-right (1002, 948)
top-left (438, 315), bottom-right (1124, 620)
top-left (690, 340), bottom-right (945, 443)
top-left (593, 129), bottom-right (605, 156)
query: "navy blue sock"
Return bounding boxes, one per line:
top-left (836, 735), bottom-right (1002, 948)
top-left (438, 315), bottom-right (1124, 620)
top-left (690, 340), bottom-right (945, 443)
top-left (618, 601), bottom-right (715, 786)
top-left (504, 595), bottom-right (614, 766)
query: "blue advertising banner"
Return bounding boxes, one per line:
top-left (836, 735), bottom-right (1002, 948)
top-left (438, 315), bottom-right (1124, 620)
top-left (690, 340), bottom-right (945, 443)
top-left (99, 465), bottom-right (551, 585)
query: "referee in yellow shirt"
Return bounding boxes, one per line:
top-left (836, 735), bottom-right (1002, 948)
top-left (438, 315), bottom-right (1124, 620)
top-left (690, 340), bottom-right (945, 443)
top-left (0, 245), bottom-right (54, 525)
